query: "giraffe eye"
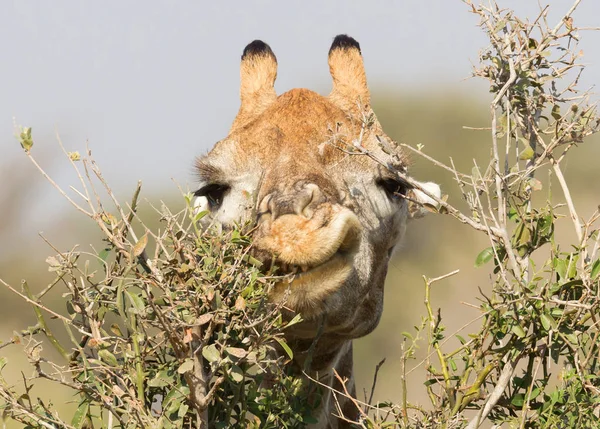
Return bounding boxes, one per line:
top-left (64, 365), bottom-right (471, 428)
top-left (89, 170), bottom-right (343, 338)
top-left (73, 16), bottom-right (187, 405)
top-left (194, 184), bottom-right (230, 210)
top-left (378, 178), bottom-right (409, 200)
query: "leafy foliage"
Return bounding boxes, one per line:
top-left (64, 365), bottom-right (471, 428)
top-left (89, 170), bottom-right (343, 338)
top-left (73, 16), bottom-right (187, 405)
top-left (1, 1), bottom-right (599, 429)
top-left (352, 2), bottom-right (600, 428)
top-left (0, 177), bottom-right (317, 427)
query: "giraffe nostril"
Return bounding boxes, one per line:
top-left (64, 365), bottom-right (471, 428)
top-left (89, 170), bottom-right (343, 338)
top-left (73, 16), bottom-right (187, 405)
top-left (260, 184), bottom-right (326, 221)
top-left (257, 193), bottom-right (274, 222)
top-left (295, 183), bottom-right (322, 218)
top-left (293, 185), bottom-right (314, 216)
top-left (267, 194), bottom-right (280, 219)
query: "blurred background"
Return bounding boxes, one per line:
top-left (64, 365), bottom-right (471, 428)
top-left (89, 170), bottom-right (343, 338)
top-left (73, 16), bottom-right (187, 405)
top-left (1, 1), bottom-right (599, 426)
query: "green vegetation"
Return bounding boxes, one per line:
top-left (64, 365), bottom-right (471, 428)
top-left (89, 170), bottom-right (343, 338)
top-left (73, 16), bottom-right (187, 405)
top-left (357, 2), bottom-right (600, 427)
top-left (1, 1), bottom-right (600, 428)
top-left (0, 176), bottom-right (318, 428)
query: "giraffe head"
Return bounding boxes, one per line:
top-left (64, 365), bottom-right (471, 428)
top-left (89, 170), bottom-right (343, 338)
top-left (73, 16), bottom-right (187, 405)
top-left (194, 35), bottom-right (439, 339)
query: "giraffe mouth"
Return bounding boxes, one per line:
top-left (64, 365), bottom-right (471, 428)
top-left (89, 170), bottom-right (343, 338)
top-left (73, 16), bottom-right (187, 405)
top-left (265, 209), bottom-right (362, 315)
top-left (275, 228), bottom-right (359, 276)
top-left (270, 248), bottom-right (358, 317)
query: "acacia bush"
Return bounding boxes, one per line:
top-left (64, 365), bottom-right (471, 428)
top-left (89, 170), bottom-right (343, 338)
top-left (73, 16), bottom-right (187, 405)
top-left (1, 1), bottom-right (599, 428)
top-left (0, 153), bottom-right (317, 428)
top-left (352, 1), bottom-right (600, 428)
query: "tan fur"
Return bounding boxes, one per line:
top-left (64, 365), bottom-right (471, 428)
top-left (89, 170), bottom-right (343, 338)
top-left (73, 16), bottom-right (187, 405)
top-left (254, 207), bottom-right (360, 266)
top-left (230, 44), bottom-right (278, 133)
top-left (328, 44), bottom-right (370, 113)
top-left (194, 35), bottom-right (438, 429)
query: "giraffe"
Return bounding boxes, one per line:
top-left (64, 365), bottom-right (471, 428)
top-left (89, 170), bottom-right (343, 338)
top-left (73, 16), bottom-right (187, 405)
top-left (193, 35), bottom-right (440, 428)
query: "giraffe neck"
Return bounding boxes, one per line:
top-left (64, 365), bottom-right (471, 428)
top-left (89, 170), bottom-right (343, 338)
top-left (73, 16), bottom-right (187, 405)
top-left (287, 337), bottom-right (359, 428)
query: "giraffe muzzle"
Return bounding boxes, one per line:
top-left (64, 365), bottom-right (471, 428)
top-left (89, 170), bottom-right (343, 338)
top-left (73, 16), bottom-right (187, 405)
top-left (251, 186), bottom-right (362, 312)
top-left (255, 204), bottom-right (362, 315)
top-left (254, 202), bottom-right (361, 271)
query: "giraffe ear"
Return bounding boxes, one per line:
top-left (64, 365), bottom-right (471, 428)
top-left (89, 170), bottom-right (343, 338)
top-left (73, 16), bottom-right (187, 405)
top-left (409, 181), bottom-right (442, 219)
top-left (230, 40), bottom-right (278, 133)
top-left (327, 35), bottom-right (370, 112)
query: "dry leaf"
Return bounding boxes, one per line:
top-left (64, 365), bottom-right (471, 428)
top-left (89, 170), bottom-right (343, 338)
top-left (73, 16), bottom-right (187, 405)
top-left (183, 328), bottom-right (194, 344)
top-left (132, 233), bottom-right (148, 257)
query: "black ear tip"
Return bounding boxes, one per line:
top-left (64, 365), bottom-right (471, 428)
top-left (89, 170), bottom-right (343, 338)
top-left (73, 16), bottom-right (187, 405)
top-left (242, 40), bottom-right (275, 60)
top-left (330, 34), bottom-right (361, 54)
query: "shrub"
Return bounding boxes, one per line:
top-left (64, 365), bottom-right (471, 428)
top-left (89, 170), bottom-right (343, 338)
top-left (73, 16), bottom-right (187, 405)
top-left (1, 1), bottom-right (599, 428)
top-left (0, 151), bottom-right (316, 428)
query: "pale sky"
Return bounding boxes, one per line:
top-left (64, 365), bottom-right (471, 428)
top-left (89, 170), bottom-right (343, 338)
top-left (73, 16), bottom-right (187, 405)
top-left (1, 1), bottom-right (599, 234)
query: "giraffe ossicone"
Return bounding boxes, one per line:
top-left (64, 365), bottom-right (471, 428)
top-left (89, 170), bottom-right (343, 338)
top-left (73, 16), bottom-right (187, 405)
top-left (194, 34), bottom-right (440, 429)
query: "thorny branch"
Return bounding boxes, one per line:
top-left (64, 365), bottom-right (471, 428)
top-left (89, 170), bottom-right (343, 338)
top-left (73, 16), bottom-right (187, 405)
top-left (0, 142), bottom-right (303, 427)
top-left (1, 1), bottom-right (599, 428)
top-left (327, 0), bottom-right (600, 428)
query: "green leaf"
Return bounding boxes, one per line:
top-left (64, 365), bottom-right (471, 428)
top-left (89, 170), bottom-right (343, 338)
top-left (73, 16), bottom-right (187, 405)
top-left (529, 386), bottom-right (542, 401)
top-left (302, 414), bottom-right (319, 425)
top-left (0, 357), bottom-right (7, 370)
top-left (528, 38), bottom-right (538, 49)
top-left (591, 259), bottom-right (600, 280)
top-left (225, 347), bottom-right (247, 359)
top-left (68, 151), bottom-right (81, 161)
top-left (554, 258), bottom-right (567, 279)
top-left (177, 358), bottom-right (194, 374)
top-left (511, 325), bottom-right (526, 338)
top-left (551, 104), bottom-right (561, 120)
top-left (550, 389), bottom-right (563, 403)
top-left (285, 313), bottom-right (303, 328)
top-left (475, 247), bottom-right (494, 267)
top-left (246, 255), bottom-right (263, 267)
top-left (448, 358), bottom-right (457, 372)
top-left (194, 210), bottom-right (208, 223)
top-left (71, 400), bottom-right (90, 429)
top-left (202, 344), bottom-right (220, 363)
top-left (519, 145), bottom-right (535, 160)
top-left (540, 314), bottom-right (557, 331)
top-left (18, 127), bottom-right (33, 152)
top-left (148, 369), bottom-right (173, 387)
top-left (177, 403), bottom-right (189, 419)
top-left (65, 302), bottom-right (77, 318)
top-left (98, 349), bottom-right (118, 367)
top-left (275, 337), bottom-right (294, 360)
top-left (563, 331), bottom-right (579, 345)
top-left (229, 365), bottom-right (244, 382)
top-left (493, 20), bottom-right (507, 33)
top-left (126, 291), bottom-right (145, 314)
top-left (165, 393), bottom-right (183, 416)
top-left (568, 255), bottom-right (579, 279)
top-left (98, 248), bottom-right (110, 262)
top-left (556, 279), bottom-right (583, 294)
top-left (511, 393), bottom-right (525, 407)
